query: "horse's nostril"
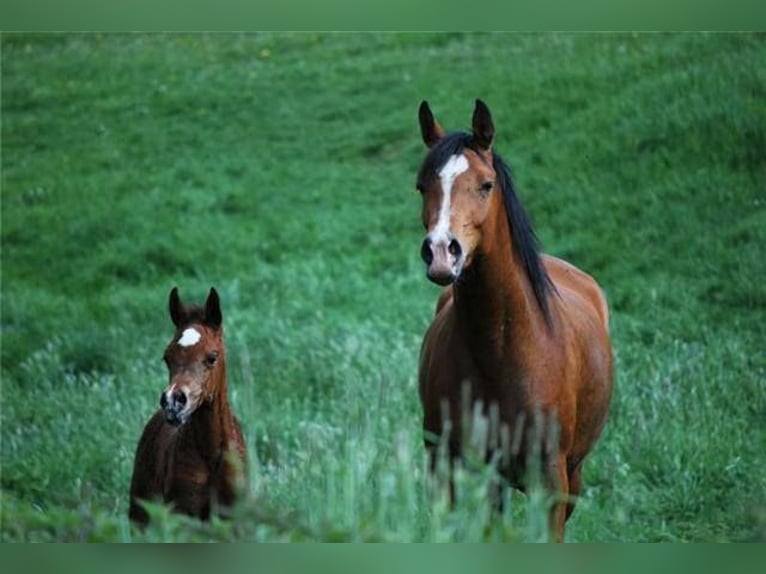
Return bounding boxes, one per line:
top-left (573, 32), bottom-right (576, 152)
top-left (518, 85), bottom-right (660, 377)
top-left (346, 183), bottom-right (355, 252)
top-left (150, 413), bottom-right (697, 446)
top-left (173, 391), bottom-right (187, 406)
top-left (159, 392), bottom-right (167, 409)
top-left (421, 238), bottom-right (434, 265)
top-left (448, 238), bottom-right (462, 258)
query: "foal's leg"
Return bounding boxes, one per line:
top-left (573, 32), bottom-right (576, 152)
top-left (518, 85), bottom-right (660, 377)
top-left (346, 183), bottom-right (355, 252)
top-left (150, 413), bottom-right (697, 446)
top-left (166, 477), bottom-right (211, 520)
top-left (129, 465), bottom-right (155, 526)
top-left (128, 493), bottom-right (151, 526)
top-left (164, 456), bottom-right (212, 521)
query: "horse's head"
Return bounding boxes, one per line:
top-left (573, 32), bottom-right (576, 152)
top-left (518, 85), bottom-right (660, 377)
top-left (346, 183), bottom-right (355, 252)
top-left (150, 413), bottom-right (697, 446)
top-left (160, 287), bottom-right (225, 426)
top-left (416, 99), bottom-right (500, 286)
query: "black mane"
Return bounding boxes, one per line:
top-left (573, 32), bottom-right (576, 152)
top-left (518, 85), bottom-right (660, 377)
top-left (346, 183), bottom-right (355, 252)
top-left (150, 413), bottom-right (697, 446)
top-left (417, 131), bottom-right (556, 324)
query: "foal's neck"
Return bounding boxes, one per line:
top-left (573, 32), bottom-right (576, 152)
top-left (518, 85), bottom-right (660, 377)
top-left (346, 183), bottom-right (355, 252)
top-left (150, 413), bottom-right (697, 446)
top-left (184, 364), bottom-right (234, 466)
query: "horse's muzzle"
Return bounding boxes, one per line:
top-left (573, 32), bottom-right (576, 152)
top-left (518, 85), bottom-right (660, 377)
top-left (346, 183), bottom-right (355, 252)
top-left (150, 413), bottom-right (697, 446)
top-left (421, 234), bottom-right (463, 285)
top-left (160, 389), bottom-right (188, 426)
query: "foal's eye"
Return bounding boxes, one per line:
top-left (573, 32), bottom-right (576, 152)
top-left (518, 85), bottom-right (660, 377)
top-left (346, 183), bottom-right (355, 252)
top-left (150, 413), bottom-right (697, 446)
top-left (204, 353), bottom-right (218, 367)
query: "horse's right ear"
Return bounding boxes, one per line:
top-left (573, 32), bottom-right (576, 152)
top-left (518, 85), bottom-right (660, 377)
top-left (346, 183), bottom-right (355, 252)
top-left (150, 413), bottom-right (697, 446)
top-left (169, 287), bottom-right (184, 328)
top-left (204, 287), bottom-right (222, 330)
top-left (472, 99), bottom-right (495, 151)
top-left (419, 101), bottom-right (445, 148)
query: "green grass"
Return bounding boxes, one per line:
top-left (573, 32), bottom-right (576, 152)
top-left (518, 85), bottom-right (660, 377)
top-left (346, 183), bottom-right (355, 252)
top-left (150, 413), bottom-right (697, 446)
top-left (2, 32), bottom-right (765, 542)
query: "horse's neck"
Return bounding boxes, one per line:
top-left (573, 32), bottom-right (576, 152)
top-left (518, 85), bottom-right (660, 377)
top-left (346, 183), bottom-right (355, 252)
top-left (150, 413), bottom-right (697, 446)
top-left (183, 368), bottom-right (234, 465)
top-left (454, 210), bottom-right (548, 374)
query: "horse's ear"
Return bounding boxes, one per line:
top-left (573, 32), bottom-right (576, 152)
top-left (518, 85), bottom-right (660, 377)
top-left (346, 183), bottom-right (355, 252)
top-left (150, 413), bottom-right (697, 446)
top-left (169, 287), bottom-right (184, 328)
top-left (419, 100), bottom-right (445, 148)
top-left (205, 287), bottom-right (222, 329)
top-left (472, 99), bottom-right (495, 151)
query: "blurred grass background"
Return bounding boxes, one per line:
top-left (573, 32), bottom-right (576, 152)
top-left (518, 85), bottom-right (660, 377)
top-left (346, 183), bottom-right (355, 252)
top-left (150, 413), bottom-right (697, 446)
top-left (1, 32), bottom-right (764, 541)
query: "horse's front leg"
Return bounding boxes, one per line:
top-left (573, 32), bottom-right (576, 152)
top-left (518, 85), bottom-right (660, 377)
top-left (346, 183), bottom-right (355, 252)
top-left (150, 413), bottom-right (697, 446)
top-left (545, 454), bottom-right (569, 542)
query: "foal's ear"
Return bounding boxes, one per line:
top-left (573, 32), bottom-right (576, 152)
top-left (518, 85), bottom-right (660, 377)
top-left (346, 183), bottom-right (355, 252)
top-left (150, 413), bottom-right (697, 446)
top-left (419, 101), bottom-right (445, 148)
top-left (169, 287), bottom-right (184, 328)
top-left (205, 287), bottom-right (222, 329)
top-left (472, 99), bottom-right (495, 151)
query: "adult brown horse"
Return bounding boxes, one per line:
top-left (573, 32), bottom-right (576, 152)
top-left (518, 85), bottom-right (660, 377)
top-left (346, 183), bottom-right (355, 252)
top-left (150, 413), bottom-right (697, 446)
top-left (129, 287), bottom-right (247, 526)
top-left (416, 100), bottom-right (613, 541)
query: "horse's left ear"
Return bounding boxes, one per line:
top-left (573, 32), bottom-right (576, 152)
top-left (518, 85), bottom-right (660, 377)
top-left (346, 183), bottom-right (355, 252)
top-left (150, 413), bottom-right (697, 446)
top-left (205, 287), bottom-right (222, 329)
top-left (472, 99), bottom-right (495, 151)
top-left (169, 287), bottom-right (184, 328)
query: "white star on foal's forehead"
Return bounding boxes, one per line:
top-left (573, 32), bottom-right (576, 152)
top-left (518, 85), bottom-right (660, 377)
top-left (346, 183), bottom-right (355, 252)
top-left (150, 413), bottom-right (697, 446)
top-left (177, 327), bottom-right (201, 347)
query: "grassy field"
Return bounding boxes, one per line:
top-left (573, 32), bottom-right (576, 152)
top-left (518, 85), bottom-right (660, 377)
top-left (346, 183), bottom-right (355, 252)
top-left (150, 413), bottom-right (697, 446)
top-left (1, 32), bottom-right (765, 542)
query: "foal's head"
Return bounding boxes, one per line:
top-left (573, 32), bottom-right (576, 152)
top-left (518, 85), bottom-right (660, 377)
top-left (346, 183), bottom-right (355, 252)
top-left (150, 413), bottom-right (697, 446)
top-left (416, 99), bottom-right (500, 286)
top-left (160, 287), bottom-right (225, 426)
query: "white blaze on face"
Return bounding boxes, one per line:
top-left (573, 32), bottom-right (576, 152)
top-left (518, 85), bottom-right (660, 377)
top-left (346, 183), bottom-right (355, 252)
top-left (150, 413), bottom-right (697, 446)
top-left (177, 327), bottom-right (201, 347)
top-left (433, 154), bottom-right (469, 242)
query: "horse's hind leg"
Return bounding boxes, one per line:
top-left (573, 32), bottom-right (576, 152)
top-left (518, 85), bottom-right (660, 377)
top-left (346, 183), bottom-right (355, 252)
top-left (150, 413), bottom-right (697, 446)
top-left (545, 455), bottom-right (569, 542)
top-left (565, 463), bottom-right (582, 522)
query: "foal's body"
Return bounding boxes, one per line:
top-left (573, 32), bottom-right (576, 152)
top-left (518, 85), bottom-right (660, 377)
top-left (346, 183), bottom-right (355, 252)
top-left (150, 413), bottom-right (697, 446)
top-left (416, 100), bottom-right (613, 541)
top-left (129, 396), bottom-right (246, 524)
top-left (129, 288), bottom-right (247, 526)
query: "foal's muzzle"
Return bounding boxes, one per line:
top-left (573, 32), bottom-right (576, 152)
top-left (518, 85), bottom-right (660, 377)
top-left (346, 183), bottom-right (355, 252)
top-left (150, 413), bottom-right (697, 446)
top-left (160, 388), bottom-right (188, 426)
top-left (421, 233), bottom-right (463, 286)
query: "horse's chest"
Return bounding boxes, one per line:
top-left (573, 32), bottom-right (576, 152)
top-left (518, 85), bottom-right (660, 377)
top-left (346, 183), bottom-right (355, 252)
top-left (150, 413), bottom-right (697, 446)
top-left (163, 447), bottom-right (217, 493)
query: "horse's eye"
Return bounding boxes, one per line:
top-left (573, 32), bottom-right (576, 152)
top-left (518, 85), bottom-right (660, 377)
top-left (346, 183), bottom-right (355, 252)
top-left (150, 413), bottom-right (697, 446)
top-left (480, 181), bottom-right (494, 194)
top-left (204, 353), bottom-right (218, 368)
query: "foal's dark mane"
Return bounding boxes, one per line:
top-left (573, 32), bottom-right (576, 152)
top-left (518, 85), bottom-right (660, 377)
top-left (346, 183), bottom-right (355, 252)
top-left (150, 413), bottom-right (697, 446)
top-left (417, 131), bottom-right (556, 324)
